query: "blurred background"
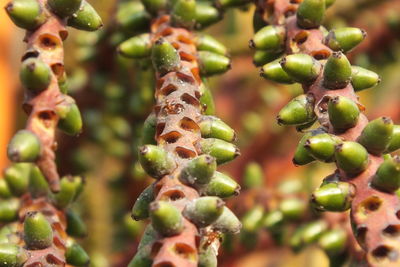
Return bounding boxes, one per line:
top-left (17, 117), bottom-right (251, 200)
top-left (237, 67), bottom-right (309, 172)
top-left (1, 0), bottom-right (400, 266)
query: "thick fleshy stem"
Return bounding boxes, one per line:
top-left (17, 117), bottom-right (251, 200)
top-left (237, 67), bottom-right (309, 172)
top-left (254, 0), bottom-right (400, 266)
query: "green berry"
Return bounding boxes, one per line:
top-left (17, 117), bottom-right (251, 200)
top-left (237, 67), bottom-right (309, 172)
top-left (197, 138), bottom-right (240, 165)
top-left (323, 52), bottom-right (352, 89)
top-left (0, 244), bottom-right (28, 267)
top-left (242, 205), bottom-right (264, 232)
top-left (296, 0), bottom-right (326, 29)
top-left (140, 113), bottom-right (157, 146)
top-left (328, 95), bottom-right (360, 131)
top-left (183, 196), bottom-right (225, 227)
top-left (151, 38), bottom-right (181, 75)
top-left (67, 1), bottom-right (103, 31)
top-left (141, 0), bottom-right (167, 15)
top-left (199, 82), bottom-right (216, 115)
top-left (318, 229), bottom-right (347, 256)
top-left (20, 57), bottom-right (51, 93)
top-left (198, 244), bottom-right (217, 267)
top-left (132, 184), bottom-right (155, 221)
top-left (65, 239), bottom-right (90, 266)
top-left (24, 211), bottom-right (53, 249)
top-left (301, 220), bottom-right (328, 245)
top-left (58, 102), bottom-right (83, 136)
top-left (358, 117), bottom-right (394, 155)
top-left (0, 179), bottom-right (12, 199)
top-left (280, 54), bottom-right (321, 83)
top-left (48, 0), bottom-right (82, 17)
top-left (372, 156), bottom-right (400, 192)
top-left (199, 116), bottom-right (236, 142)
top-left (211, 206), bottom-right (241, 234)
top-left (262, 210), bottom-right (284, 229)
top-left (4, 163), bottom-right (32, 197)
top-left (171, 0), bottom-right (196, 28)
top-left (66, 209), bottom-right (87, 238)
top-left (279, 198), bottom-right (306, 220)
top-left (138, 145), bottom-right (176, 179)
top-left (195, 34), bottom-right (227, 55)
top-left (312, 181), bottom-right (354, 211)
top-left (180, 155), bottom-right (217, 185)
top-left (293, 132), bottom-right (316, 166)
top-left (28, 165), bottom-right (49, 198)
top-left (277, 94), bottom-right (316, 126)
top-left (7, 130), bottom-right (41, 163)
top-left (253, 50), bottom-right (281, 67)
top-left (304, 133), bottom-right (342, 162)
top-left (324, 27), bottom-right (366, 52)
top-left (242, 162), bottom-right (263, 189)
top-left (386, 125), bottom-right (400, 153)
top-left (351, 66), bottom-right (380, 92)
top-left (260, 59), bottom-right (294, 84)
top-left (335, 141), bottom-right (369, 175)
top-left (0, 198), bottom-right (19, 223)
top-left (250, 25), bottom-right (285, 51)
top-left (195, 2), bottom-right (222, 30)
top-left (150, 201), bottom-right (183, 236)
top-left (198, 51), bottom-right (231, 76)
top-left (118, 34), bottom-right (152, 58)
top-left (5, 0), bottom-right (47, 30)
top-left (201, 171), bottom-right (240, 199)
top-left (52, 176), bottom-right (82, 209)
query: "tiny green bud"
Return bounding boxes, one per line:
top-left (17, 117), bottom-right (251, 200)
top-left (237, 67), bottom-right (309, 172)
top-left (0, 198), bottom-right (19, 223)
top-left (199, 116), bottom-right (236, 142)
top-left (132, 184), bottom-right (155, 221)
top-left (28, 165), bottom-right (49, 198)
top-left (243, 162), bottom-right (263, 189)
top-left (372, 156), bottom-right (400, 192)
top-left (24, 211), bottom-right (53, 249)
top-left (140, 113), bottom-right (157, 146)
top-left (4, 163), bottom-right (31, 196)
top-left (318, 229), bottom-right (347, 255)
top-left (197, 138), bottom-right (240, 165)
top-left (304, 133), bottom-right (342, 162)
top-left (0, 244), bottom-right (28, 267)
top-left (180, 155), bottom-right (216, 185)
top-left (65, 239), bottom-right (90, 267)
top-left (335, 141), bottom-right (369, 175)
top-left (253, 50), bottom-right (281, 67)
top-left (312, 181), bottom-right (354, 211)
top-left (199, 82), bottom-right (215, 115)
top-left (277, 94), bottom-right (316, 126)
top-left (262, 210), bottom-right (284, 229)
top-left (358, 117), bottom-right (394, 155)
top-left (48, 0), bottom-right (82, 17)
top-left (7, 130), bottom-right (41, 163)
top-left (301, 220), bottom-right (328, 244)
top-left (116, 2), bottom-right (151, 32)
top-left (250, 25), bottom-right (285, 51)
top-left (260, 59), bottom-right (294, 84)
top-left (351, 66), bottom-right (380, 92)
top-left (124, 214), bottom-right (144, 238)
top-left (280, 54), bottom-right (321, 83)
top-left (328, 95), bottom-right (360, 131)
top-left (139, 145), bottom-right (176, 179)
top-left (151, 38), bottom-right (181, 75)
top-left (150, 201), bottom-right (184, 236)
top-left (296, 0), bottom-right (326, 29)
top-left (66, 209), bottom-right (87, 238)
top-left (58, 102), bottom-right (83, 136)
top-left (171, 0), bottom-right (196, 28)
top-left (5, 0), bottom-right (47, 30)
top-left (183, 196), bottom-right (225, 227)
top-left (20, 57), bottom-right (51, 93)
top-left (67, 1), bottom-right (103, 31)
top-left (195, 34), bottom-right (227, 55)
top-left (293, 132), bottom-right (316, 166)
top-left (324, 27), bottom-right (366, 52)
top-left (386, 125), bottom-right (400, 153)
top-left (279, 198), bottom-right (307, 220)
top-left (195, 2), bottom-right (222, 30)
top-left (211, 206), bottom-right (241, 234)
top-left (323, 52), bottom-right (352, 89)
top-left (198, 51), bottom-right (231, 76)
top-left (141, 0), bottom-right (167, 15)
top-left (118, 34), bottom-right (152, 58)
top-left (52, 176), bottom-right (82, 209)
top-left (290, 225), bottom-right (306, 252)
top-left (242, 205), bottom-right (264, 232)
top-left (201, 171), bottom-right (240, 199)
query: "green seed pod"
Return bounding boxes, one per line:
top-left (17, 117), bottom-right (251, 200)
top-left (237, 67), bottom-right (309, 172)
top-left (262, 210), bottom-right (284, 229)
top-left (195, 2), bottom-right (222, 30)
top-left (4, 163), bottom-right (31, 196)
top-left (351, 66), bottom-right (380, 92)
top-left (132, 184), bottom-right (154, 221)
top-left (67, 1), bottom-right (103, 31)
top-left (150, 201), bottom-right (183, 236)
top-left (293, 132), bottom-right (316, 166)
top-left (200, 82), bottom-right (215, 115)
top-left (48, 0), bottom-right (82, 17)
top-left (301, 220), bottom-right (328, 245)
top-left (20, 57), bottom-right (51, 93)
top-left (0, 179), bottom-right (12, 199)
top-left (250, 25), bottom-right (285, 51)
top-left (171, 0), bottom-right (196, 28)
top-left (311, 181), bottom-right (354, 211)
top-left (52, 176), bottom-right (82, 209)
top-left (140, 113), bottom-right (157, 146)
top-left (372, 156), bottom-right (400, 192)
top-left (5, 0), bottom-right (47, 30)
top-left (279, 198), bottom-right (306, 220)
top-left (280, 54), bottom-right (321, 83)
top-left (0, 244), bottom-right (28, 267)
top-left (199, 116), bottom-right (236, 142)
top-left (141, 0), bottom-right (167, 15)
top-left (304, 133), bottom-right (341, 162)
top-left (198, 51), bottom-right (231, 76)
top-left (277, 94), bottom-right (316, 126)
top-left (65, 239), bottom-right (90, 267)
top-left (201, 171), bottom-right (240, 198)
top-left (116, 2), bottom-right (151, 33)
top-left (24, 211), bottom-right (53, 250)
top-left (324, 27), bottom-right (366, 52)
top-left (180, 155), bottom-right (217, 185)
top-left (318, 229), bottom-right (347, 256)
top-left (335, 141), bottom-right (369, 175)
top-left (7, 130), bottom-right (41, 163)
top-left (197, 138), bottom-right (240, 165)
top-left (323, 52), bottom-right (352, 89)
top-left (127, 245), bottom-right (152, 267)
top-left (242, 205), bottom-right (264, 232)
top-left (198, 244), bottom-right (217, 267)
top-left (57, 102), bottom-right (83, 136)
top-left (328, 96), bottom-right (360, 131)
top-left (243, 162), bottom-right (263, 189)
top-left (151, 38), bottom-right (181, 75)
top-left (296, 0), bottom-right (326, 29)
top-left (358, 117), bottom-right (394, 155)
top-left (253, 50), bottom-right (281, 67)
top-left (29, 165), bottom-right (48, 198)
top-left (386, 125), bottom-right (400, 153)
top-left (195, 34), bottom-right (227, 55)
top-left (211, 206), bottom-right (241, 234)
top-left (0, 198), bottom-right (19, 223)
top-left (260, 59), bottom-right (294, 84)
top-left (66, 209), bottom-right (87, 238)
top-left (183, 196), bottom-right (225, 227)
top-left (138, 145), bottom-right (176, 179)
top-left (118, 34), bottom-right (152, 58)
